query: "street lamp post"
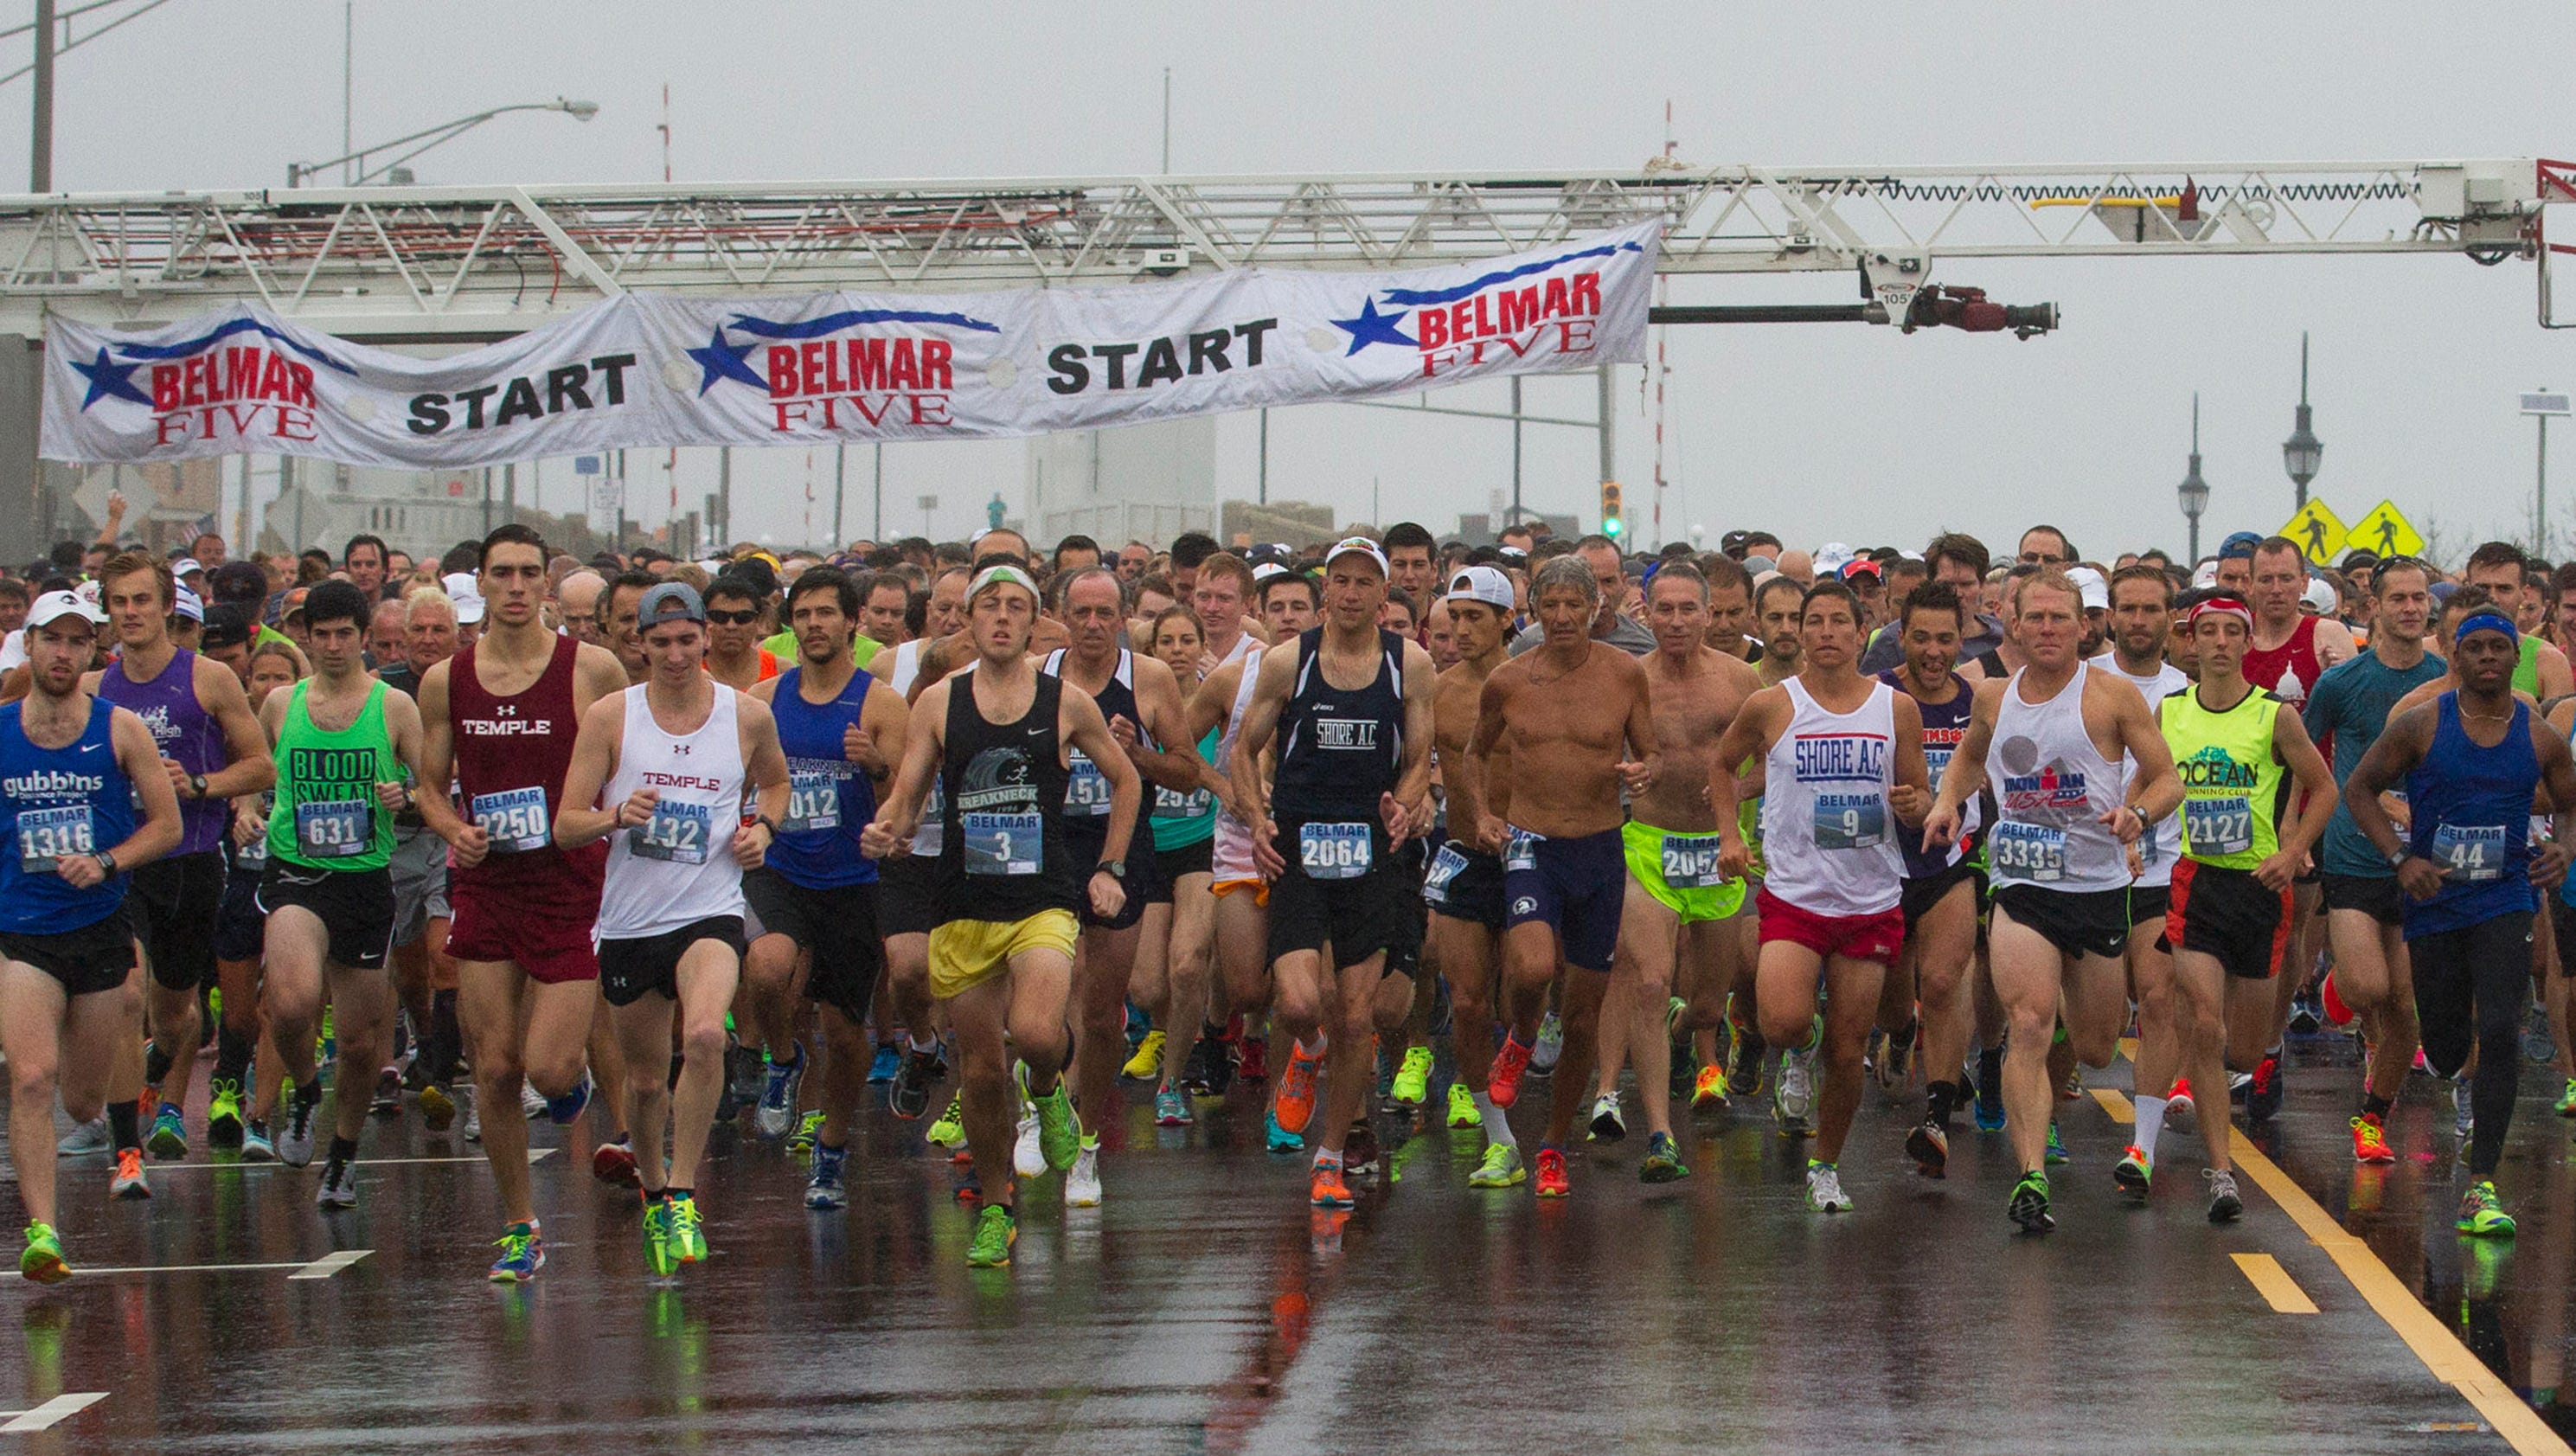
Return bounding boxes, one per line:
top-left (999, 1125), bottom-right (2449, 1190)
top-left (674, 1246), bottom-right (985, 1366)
top-left (287, 97), bottom-right (598, 188)
top-left (2522, 390), bottom-right (2572, 555)
top-left (2281, 331), bottom-right (2323, 510)
top-left (2178, 392), bottom-right (2211, 564)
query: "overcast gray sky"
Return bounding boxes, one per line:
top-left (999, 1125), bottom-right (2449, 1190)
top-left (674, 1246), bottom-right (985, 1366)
top-left (16, 1), bottom-right (2575, 560)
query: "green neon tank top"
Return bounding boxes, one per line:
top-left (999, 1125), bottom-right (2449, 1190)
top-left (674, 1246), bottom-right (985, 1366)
top-left (269, 679), bottom-right (397, 871)
top-left (2159, 683), bottom-right (2284, 871)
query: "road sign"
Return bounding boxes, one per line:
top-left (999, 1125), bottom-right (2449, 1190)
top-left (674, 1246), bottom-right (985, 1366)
top-left (2278, 499), bottom-right (2347, 564)
top-left (2347, 499), bottom-right (2424, 559)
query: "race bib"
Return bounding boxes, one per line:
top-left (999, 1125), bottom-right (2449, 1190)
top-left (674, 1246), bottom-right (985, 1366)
top-left (1660, 832), bottom-right (1727, 888)
top-left (1991, 821), bottom-right (2067, 882)
top-left (1153, 782), bottom-right (1213, 820)
top-left (1423, 843), bottom-right (1466, 903)
top-left (631, 799), bottom-right (713, 864)
top-left (782, 769), bottom-right (844, 835)
top-left (2432, 823), bottom-right (2506, 883)
top-left (1063, 751), bottom-right (1113, 818)
top-left (470, 786), bottom-right (549, 855)
top-left (1813, 792), bottom-right (1887, 850)
top-left (1503, 830), bottom-right (1537, 874)
top-left (295, 799), bottom-right (372, 860)
top-left (16, 805), bottom-right (93, 874)
top-left (1299, 822), bottom-right (1372, 880)
top-left (1924, 747), bottom-right (1954, 788)
top-left (2184, 796), bottom-right (2253, 858)
top-left (964, 811), bottom-right (1042, 875)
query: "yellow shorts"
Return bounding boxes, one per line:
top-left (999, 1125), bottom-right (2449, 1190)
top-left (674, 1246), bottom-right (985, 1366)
top-left (927, 909), bottom-right (1079, 1000)
top-left (1622, 819), bottom-right (1748, 925)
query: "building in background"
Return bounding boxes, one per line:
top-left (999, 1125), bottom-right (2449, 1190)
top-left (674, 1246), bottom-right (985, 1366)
top-left (1026, 418), bottom-right (1215, 550)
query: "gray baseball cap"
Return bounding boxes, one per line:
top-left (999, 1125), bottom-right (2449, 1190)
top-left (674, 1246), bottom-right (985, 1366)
top-left (637, 581), bottom-right (706, 628)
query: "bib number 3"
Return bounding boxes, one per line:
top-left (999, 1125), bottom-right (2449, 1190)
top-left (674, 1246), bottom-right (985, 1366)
top-left (964, 811), bottom-right (1043, 876)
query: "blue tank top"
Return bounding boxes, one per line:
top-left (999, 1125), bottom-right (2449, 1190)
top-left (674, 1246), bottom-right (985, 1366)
top-left (0, 696), bottom-right (136, 934)
top-left (2404, 693), bottom-right (2539, 939)
top-left (766, 665), bottom-right (880, 890)
top-left (1882, 669), bottom-right (1975, 880)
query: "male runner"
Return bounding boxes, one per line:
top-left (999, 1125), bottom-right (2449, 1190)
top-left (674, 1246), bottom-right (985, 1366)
top-left (2463, 542), bottom-right (2576, 699)
top-left (2088, 565), bottom-right (2192, 1145)
top-left (2304, 558), bottom-right (2443, 1163)
top-left (415, 525), bottom-right (631, 1280)
top-left (862, 564), bottom-right (1136, 1267)
top-left (1235, 540), bottom-right (1436, 1207)
top-left (703, 576), bottom-right (780, 690)
top-left (91, 552), bottom-right (272, 1158)
top-left (1464, 555), bottom-right (1651, 1198)
top-left (1923, 570), bottom-right (2181, 1231)
top-left (2, 591), bottom-right (181, 1278)
top-left (2137, 595), bottom-right (2335, 1221)
top-left (257, 580), bottom-right (433, 1208)
top-left (1423, 567), bottom-right (1522, 1178)
top-left (745, 567), bottom-right (908, 1210)
top-left (558, 581), bottom-right (788, 1276)
top-left (865, 574), bottom-right (967, 1135)
top-left (2347, 606), bottom-right (2576, 1238)
top-left (1714, 580), bottom-right (1926, 1211)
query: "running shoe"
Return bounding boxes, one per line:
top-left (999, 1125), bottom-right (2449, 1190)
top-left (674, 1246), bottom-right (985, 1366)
top-left (890, 1045), bottom-right (945, 1120)
top-left (755, 1042), bottom-right (806, 1139)
top-left (277, 1087), bottom-right (319, 1168)
top-left (146, 1102), bottom-right (187, 1161)
top-left (207, 1080), bottom-right (245, 1148)
top-left (2454, 1076), bottom-right (2476, 1145)
top-left (1122, 1030), bottom-right (1166, 1081)
top-left (55, 1118), bottom-right (108, 1157)
top-left (926, 1094), bottom-right (965, 1148)
top-left (20, 1223), bottom-right (69, 1285)
top-left (668, 1193), bottom-right (708, 1263)
top-left (2288, 989), bottom-right (2323, 1036)
top-left (1588, 1092), bottom-right (1626, 1142)
top-left (2060, 1068), bottom-right (2083, 1101)
top-left (1179, 1031), bottom-right (1218, 1094)
top-left (1534, 1145), bottom-right (1569, 1199)
top-left (1468, 1143), bottom-right (1526, 1188)
top-left (1639, 1131), bottom-right (1688, 1183)
top-left (1906, 1118), bottom-right (1950, 1179)
top-left (2526, 1004), bottom-right (2557, 1065)
top-left (1155, 1085), bottom-right (1192, 1126)
top-left (2457, 1179), bottom-right (2516, 1238)
top-left (110, 1146), bottom-right (151, 1200)
top-left (2114, 1145), bottom-right (2152, 1196)
top-left (240, 1120), bottom-right (276, 1163)
top-left (1066, 1139), bottom-right (1104, 1207)
top-left (2008, 1170), bottom-right (2054, 1232)
top-left (371, 1065), bottom-right (400, 1115)
top-left (2558, 1078), bottom-right (2576, 1119)
top-left (1390, 1045), bottom-right (1433, 1106)
top-left (315, 1156), bottom-right (357, 1209)
top-left (1774, 1021), bottom-right (1819, 1135)
top-left (1487, 1033), bottom-right (1534, 1110)
top-left (2166, 1077), bottom-right (2195, 1120)
top-left (2206, 1168), bottom-right (2243, 1224)
top-left (1273, 1038), bottom-right (1324, 1133)
top-left (789, 1109), bottom-right (823, 1159)
top-left (2045, 1122), bottom-right (2068, 1166)
top-left (489, 1221), bottom-right (544, 1282)
top-left (1445, 1082), bottom-right (1478, 1129)
top-left (2351, 1113), bottom-right (2396, 1164)
top-left (519, 1081), bottom-right (547, 1120)
top-left (1805, 1160), bottom-right (1853, 1212)
top-left (1013, 1106), bottom-right (1047, 1177)
top-left (1310, 1161), bottom-right (1355, 1209)
top-left (1974, 1058), bottom-right (2006, 1132)
top-left (1264, 1108), bottom-right (1304, 1154)
top-left (867, 1042), bottom-right (900, 1085)
top-left (806, 1143), bottom-right (849, 1210)
top-left (1343, 1119), bottom-right (1381, 1177)
top-left (1874, 1025), bottom-right (1914, 1091)
top-left (2247, 1050), bottom-right (2284, 1124)
top-left (460, 1086), bottom-right (482, 1144)
top-left (965, 1204), bottom-right (1016, 1267)
top-left (1691, 1064), bottom-right (1729, 1112)
top-left (1031, 1081), bottom-right (1082, 1172)
top-left (593, 1137), bottom-right (639, 1187)
top-left (1722, 1023), bottom-right (1765, 1099)
top-left (641, 1196), bottom-right (677, 1276)
top-left (418, 1082), bottom-right (455, 1133)
top-left (1234, 1035), bottom-right (1268, 1087)
top-left (1530, 1013), bottom-right (1563, 1076)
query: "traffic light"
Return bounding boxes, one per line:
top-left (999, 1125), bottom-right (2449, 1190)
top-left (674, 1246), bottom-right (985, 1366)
top-left (1600, 481), bottom-right (1623, 539)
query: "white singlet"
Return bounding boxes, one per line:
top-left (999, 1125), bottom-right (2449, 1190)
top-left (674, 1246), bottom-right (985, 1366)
top-left (1986, 664), bottom-right (2131, 894)
top-left (1211, 647), bottom-right (1266, 888)
top-left (597, 683), bottom-right (749, 940)
top-left (1759, 677), bottom-right (1904, 917)
top-left (890, 639), bottom-right (949, 858)
top-left (2087, 651), bottom-right (2187, 888)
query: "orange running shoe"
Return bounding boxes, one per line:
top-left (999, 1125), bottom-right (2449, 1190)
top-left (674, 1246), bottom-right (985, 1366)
top-left (1534, 1145), bottom-right (1569, 1198)
top-left (1692, 1064), bottom-right (1729, 1110)
top-left (1310, 1161), bottom-right (1355, 1209)
top-left (2166, 1077), bottom-right (2195, 1118)
top-left (2350, 1113), bottom-right (2396, 1164)
top-left (1489, 1034), bottom-right (1535, 1110)
top-left (1274, 1038), bottom-right (1324, 1135)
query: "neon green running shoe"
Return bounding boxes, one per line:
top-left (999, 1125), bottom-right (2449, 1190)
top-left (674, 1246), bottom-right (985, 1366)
top-left (1031, 1081), bottom-right (1081, 1172)
top-left (1390, 1046), bottom-right (1432, 1106)
top-left (2457, 1179), bottom-right (2516, 1238)
top-left (789, 1109), bottom-right (823, 1159)
top-left (926, 1094), bottom-right (965, 1148)
top-left (206, 1078), bottom-right (245, 1148)
top-left (966, 1204), bottom-right (1016, 1267)
top-left (19, 1222), bottom-right (68, 1284)
top-left (1445, 1081), bottom-right (1477, 1129)
top-left (640, 1198), bottom-right (676, 1277)
top-left (1466, 1142), bottom-right (1526, 1188)
top-left (2557, 1079), bottom-right (2576, 1118)
top-left (668, 1192), bottom-right (708, 1263)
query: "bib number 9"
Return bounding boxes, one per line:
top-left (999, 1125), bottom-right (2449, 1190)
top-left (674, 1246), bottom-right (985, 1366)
top-left (1299, 822), bottom-right (1372, 880)
top-left (1990, 822), bottom-right (2067, 882)
top-left (1812, 792), bottom-right (1886, 851)
top-left (295, 799), bottom-right (372, 860)
top-left (16, 805), bottom-right (93, 874)
top-left (470, 786), bottom-right (549, 855)
top-left (631, 800), bottom-right (713, 864)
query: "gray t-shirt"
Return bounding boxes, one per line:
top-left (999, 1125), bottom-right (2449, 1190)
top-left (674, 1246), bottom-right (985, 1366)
top-left (1509, 613), bottom-right (1656, 658)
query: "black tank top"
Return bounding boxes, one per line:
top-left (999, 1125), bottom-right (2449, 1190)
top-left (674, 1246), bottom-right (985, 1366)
top-left (1273, 627), bottom-right (1407, 821)
top-left (1043, 648), bottom-right (1141, 849)
top-left (937, 670), bottom-right (1080, 922)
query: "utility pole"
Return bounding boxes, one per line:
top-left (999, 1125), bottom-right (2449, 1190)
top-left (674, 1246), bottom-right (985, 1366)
top-left (1509, 376), bottom-right (1524, 523)
top-left (716, 446), bottom-right (731, 546)
top-left (871, 443), bottom-right (883, 542)
top-left (342, 1), bottom-right (353, 184)
top-left (1161, 67), bottom-right (1170, 173)
top-left (29, 0), bottom-right (54, 192)
top-left (1257, 408), bottom-right (1268, 505)
top-left (831, 443), bottom-right (846, 549)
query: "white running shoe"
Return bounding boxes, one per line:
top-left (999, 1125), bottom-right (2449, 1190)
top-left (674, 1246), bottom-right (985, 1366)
top-left (1804, 1161), bottom-right (1853, 1212)
top-left (1014, 1107), bottom-right (1047, 1178)
top-left (1065, 1142), bottom-right (1103, 1207)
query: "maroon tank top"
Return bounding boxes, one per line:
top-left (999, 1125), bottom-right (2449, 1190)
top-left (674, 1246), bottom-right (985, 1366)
top-left (447, 635), bottom-right (606, 894)
top-left (2240, 612), bottom-right (2324, 709)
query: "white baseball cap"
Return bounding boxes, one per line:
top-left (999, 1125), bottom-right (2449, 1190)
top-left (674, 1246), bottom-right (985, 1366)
top-left (452, 590), bottom-right (486, 625)
top-left (1323, 536), bottom-right (1389, 577)
top-left (1250, 561), bottom-right (1285, 584)
top-left (1443, 565), bottom-right (1515, 612)
top-left (172, 585), bottom-right (204, 624)
top-left (26, 590), bottom-right (106, 631)
top-left (2300, 578), bottom-right (2338, 615)
top-left (1815, 542), bottom-right (1855, 574)
top-left (2065, 565), bottom-right (2111, 612)
top-left (171, 557), bottom-right (205, 580)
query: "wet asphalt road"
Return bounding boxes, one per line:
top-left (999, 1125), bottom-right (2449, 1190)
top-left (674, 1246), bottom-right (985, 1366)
top-left (0, 1023), bottom-right (2566, 1455)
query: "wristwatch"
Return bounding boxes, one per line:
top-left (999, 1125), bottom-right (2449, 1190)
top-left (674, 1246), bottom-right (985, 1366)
top-left (188, 773), bottom-right (207, 799)
top-left (93, 850), bottom-right (117, 876)
top-left (2386, 846), bottom-right (2410, 869)
top-left (1098, 859), bottom-right (1125, 880)
top-left (753, 814), bottom-right (779, 837)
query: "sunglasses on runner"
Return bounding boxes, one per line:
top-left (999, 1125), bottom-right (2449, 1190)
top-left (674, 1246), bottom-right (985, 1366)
top-left (705, 609), bottom-right (760, 625)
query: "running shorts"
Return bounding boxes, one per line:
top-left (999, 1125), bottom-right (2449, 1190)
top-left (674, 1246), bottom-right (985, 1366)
top-left (1503, 824), bottom-right (1625, 972)
top-left (128, 850), bottom-right (223, 991)
top-left (445, 874), bottom-right (603, 985)
top-left (1423, 840), bottom-right (1506, 929)
top-left (877, 854), bottom-right (940, 940)
top-left (1990, 883), bottom-right (2129, 962)
top-left (2165, 859), bottom-right (2291, 980)
top-left (597, 915), bottom-right (746, 1009)
top-left (1900, 857), bottom-right (1982, 933)
top-left (2322, 872), bottom-right (2404, 928)
top-left (1266, 818), bottom-right (1414, 973)
top-left (743, 869), bottom-right (882, 1020)
top-left (257, 862), bottom-right (395, 972)
top-left (928, 909), bottom-right (1079, 1000)
top-left (0, 910), bottom-right (136, 997)
top-left (1620, 819), bottom-right (1746, 926)
top-left (1754, 885), bottom-right (1905, 967)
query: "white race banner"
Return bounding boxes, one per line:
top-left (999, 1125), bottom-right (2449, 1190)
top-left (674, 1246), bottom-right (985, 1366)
top-left (43, 222), bottom-right (1656, 468)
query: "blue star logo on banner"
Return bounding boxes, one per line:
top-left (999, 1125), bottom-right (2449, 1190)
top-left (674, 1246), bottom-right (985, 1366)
top-left (1328, 296), bottom-right (1416, 356)
top-left (686, 328), bottom-right (765, 395)
top-left (70, 346), bottom-right (151, 410)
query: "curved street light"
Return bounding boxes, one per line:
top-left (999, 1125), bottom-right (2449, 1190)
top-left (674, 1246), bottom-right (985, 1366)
top-left (286, 97), bottom-right (599, 189)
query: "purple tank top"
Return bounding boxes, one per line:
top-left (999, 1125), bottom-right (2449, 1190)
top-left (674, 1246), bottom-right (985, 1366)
top-left (99, 646), bottom-right (226, 855)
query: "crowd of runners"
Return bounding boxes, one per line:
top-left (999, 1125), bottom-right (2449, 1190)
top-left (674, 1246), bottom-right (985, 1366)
top-left (2, 510), bottom-right (2570, 1276)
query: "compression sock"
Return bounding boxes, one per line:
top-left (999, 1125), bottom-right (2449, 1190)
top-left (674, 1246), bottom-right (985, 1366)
top-left (144, 1040), bottom-right (176, 1091)
top-left (1926, 1079), bottom-right (1961, 1126)
top-left (107, 1098), bottom-right (142, 1152)
top-left (1472, 1089), bottom-right (1518, 1151)
top-left (2131, 1094), bottom-right (2169, 1156)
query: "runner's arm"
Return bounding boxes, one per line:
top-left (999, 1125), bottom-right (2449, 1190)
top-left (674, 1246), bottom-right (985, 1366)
top-left (2541, 641), bottom-right (2576, 702)
top-left (853, 677), bottom-right (908, 787)
top-left (1707, 687), bottom-right (1780, 874)
top-left (862, 680), bottom-right (947, 855)
top-left (1887, 693), bottom-right (1930, 827)
top-left (195, 654), bottom-right (276, 799)
top-left (2107, 677), bottom-right (2183, 836)
top-left (733, 694), bottom-right (790, 869)
top-left (1228, 644), bottom-right (1295, 833)
top-left (410, 659), bottom-right (477, 854)
top-left (2535, 726), bottom-right (2576, 891)
top-left (2345, 704), bottom-right (2437, 895)
top-left (1391, 639), bottom-right (1439, 836)
top-left (1120, 656), bottom-right (1204, 794)
top-left (2265, 702), bottom-right (2339, 876)
top-left (80, 704), bottom-right (182, 882)
top-left (378, 688), bottom-right (433, 818)
top-left (553, 694), bottom-right (635, 850)
top-left (1924, 681), bottom-right (2002, 843)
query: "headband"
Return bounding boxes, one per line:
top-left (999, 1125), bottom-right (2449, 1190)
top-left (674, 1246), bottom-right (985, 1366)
top-left (2187, 599), bottom-right (2253, 632)
top-left (2455, 611), bottom-right (2518, 645)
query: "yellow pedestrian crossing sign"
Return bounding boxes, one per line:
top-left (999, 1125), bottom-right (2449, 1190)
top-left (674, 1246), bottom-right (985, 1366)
top-left (2348, 500), bottom-right (2424, 560)
top-left (2278, 499), bottom-right (2347, 564)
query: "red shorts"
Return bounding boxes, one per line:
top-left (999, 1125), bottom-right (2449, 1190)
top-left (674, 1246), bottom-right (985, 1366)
top-left (1754, 886), bottom-right (1906, 967)
top-left (445, 854), bottom-right (604, 985)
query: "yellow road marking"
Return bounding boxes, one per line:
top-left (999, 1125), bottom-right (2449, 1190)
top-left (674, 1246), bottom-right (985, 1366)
top-left (2090, 1087), bottom-right (2136, 1125)
top-left (2230, 1253), bottom-right (2319, 1313)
